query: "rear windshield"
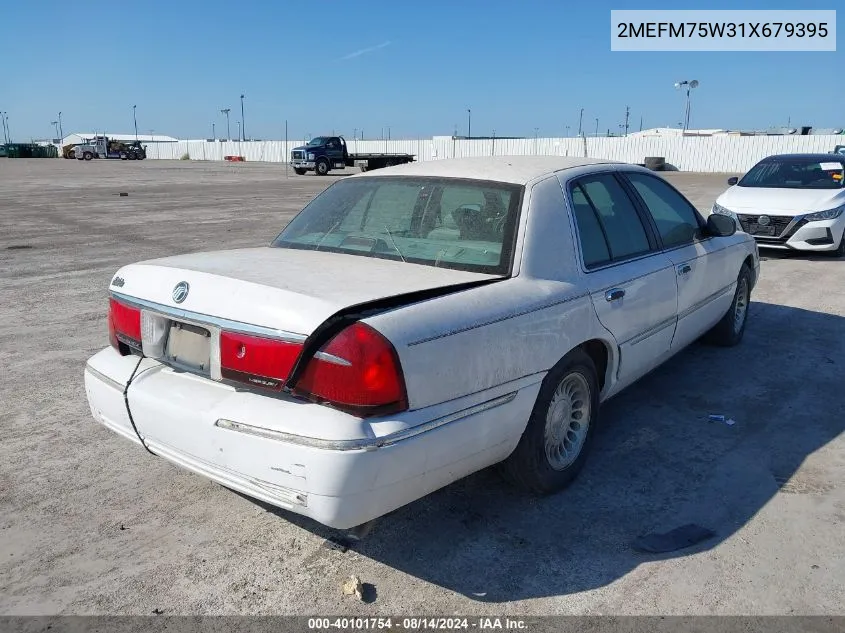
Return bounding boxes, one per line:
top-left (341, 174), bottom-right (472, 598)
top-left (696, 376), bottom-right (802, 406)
top-left (271, 176), bottom-right (523, 275)
top-left (738, 157), bottom-right (845, 189)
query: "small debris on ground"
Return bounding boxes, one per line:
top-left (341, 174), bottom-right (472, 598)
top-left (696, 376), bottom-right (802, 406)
top-left (6, 245), bottom-right (33, 250)
top-left (323, 536), bottom-right (350, 553)
top-left (633, 523), bottom-right (716, 553)
top-left (709, 414), bottom-right (736, 426)
top-left (151, 608), bottom-right (164, 615)
top-left (117, 192), bottom-right (129, 197)
top-left (119, 524), bottom-right (128, 531)
top-left (342, 575), bottom-right (364, 600)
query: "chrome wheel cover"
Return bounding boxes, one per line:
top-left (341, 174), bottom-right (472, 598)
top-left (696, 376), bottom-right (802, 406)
top-left (543, 372), bottom-right (591, 471)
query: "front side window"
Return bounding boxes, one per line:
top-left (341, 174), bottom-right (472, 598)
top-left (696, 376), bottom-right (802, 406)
top-left (625, 172), bottom-right (702, 248)
top-left (570, 174), bottom-right (652, 268)
top-left (738, 157), bottom-right (845, 190)
top-left (272, 176), bottom-right (523, 275)
top-left (306, 137), bottom-right (327, 147)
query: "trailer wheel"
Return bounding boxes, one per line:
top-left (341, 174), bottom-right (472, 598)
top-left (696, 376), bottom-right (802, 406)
top-left (83, 151), bottom-right (93, 161)
top-left (128, 153), bottom-right (137, 160)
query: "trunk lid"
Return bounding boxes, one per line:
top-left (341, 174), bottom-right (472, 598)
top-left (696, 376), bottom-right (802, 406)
top-left (111, 246), bottom-right (496, 335)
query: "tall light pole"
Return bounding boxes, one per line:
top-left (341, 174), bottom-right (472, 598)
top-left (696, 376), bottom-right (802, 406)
top-left (1, 112), bottom-right (7, 144)
top-left (51, 121), bottom-right (59, 140)
top-left (467, 108), bottom-right (471, 139)
top-left (220, 108), bottom-right (231, 140)
top-left (674, 80), bottom-right (699, 132)
top-left (594, 118), bottom-right (599, 137)
top-left (132, 105), bottom-right (138, 141)
top-left (5, 113), bottom-right (11, 143)
top-left (578, 108), bottom-right (584, 136)
top-left (58, 111), bottom-right (64, 140)
top-left (212, 122), bottom-right (216, 140)
top-left (624, 105), bottom-right (630, 137)
top-left (239, 94), bottom-right (245, 141)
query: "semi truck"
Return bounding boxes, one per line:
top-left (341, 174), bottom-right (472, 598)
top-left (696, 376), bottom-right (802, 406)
top-left (74, 136), bottom-right (146, 161)
top-left (290, 136), bottom-right (414, 175)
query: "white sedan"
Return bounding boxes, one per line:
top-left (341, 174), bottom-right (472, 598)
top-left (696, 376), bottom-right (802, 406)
top-left (712, 153), bottom-right (845, 257)
top-left (84, 157), bottom-right (759, 532)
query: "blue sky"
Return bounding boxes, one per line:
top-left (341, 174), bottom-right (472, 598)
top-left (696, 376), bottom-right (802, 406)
top-left (0, 0), bottom-right (840, 141)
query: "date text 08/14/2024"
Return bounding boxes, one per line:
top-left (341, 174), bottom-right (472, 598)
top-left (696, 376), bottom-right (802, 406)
top-left (307, 617), bottom-right (529, 630)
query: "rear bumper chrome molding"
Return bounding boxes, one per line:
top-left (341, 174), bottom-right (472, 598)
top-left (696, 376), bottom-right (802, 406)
top-left (215, 391), bottom-right (518, 451)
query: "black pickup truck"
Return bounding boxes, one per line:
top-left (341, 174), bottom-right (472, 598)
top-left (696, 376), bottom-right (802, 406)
top-left (290, 136), bottom-right (415, 175)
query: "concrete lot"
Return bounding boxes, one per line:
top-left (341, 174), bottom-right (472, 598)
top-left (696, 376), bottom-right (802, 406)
top-left (1, 159), bottom-right (843, 616)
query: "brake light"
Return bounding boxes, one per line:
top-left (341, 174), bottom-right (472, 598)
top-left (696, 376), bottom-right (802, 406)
top-left (294, 322), bottom-right (407, 417)
top-left (108, 298), bottom-right (141, 353)
top-left (220, 331), bottom-right (303, 391)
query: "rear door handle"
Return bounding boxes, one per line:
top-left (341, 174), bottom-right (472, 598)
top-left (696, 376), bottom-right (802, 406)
top-left (605, 288), bottom-right (625, 302)
top-left (677, 264), bottom-right (692, 275)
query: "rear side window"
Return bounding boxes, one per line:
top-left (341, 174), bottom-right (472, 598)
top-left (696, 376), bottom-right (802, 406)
top-left (625, 172), bottom-right (702, 248)
top-left (570, 174), bottom-right (652, 268)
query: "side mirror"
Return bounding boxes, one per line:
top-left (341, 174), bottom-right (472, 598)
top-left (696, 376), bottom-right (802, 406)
top-left (707, 213), bottom-right (737, 237)
top-left (727, 176), bottom-right (739, 186)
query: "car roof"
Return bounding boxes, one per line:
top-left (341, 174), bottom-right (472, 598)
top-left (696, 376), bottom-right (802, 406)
top-left (352, 156), bottom-right (623, 185)
top-left (760, 153), bottom-right (845, 162)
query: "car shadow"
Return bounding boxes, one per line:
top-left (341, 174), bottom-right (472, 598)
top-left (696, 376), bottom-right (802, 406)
top-left (758, 248), bottom-right (844, 262)
top-left (244, 301), bottom-right (844, 602)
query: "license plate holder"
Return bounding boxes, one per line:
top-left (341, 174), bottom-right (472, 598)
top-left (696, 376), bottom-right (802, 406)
top-left (165, 322), bottom-right (211, 373)
top-left (754, 225), bottom-right (776, 236)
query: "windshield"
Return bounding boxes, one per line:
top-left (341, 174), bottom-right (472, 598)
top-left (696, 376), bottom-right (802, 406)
top-left (306, 137), bottom-right (328, 147)
top-left (738, 157), bottom-right (845, 190)
top-left (271, 176), bottom-right (523, 275)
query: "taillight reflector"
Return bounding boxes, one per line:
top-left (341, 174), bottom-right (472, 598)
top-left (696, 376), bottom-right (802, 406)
top-left (109, 298), bottom-right (142, 353)
top-left (220, 331), bottom-right (303, 391)
top-left (294, 322), bottom-right (407, 417)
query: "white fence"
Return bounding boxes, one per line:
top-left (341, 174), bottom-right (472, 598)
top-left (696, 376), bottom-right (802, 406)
top-left (144, 134), bottom-right (844, 173)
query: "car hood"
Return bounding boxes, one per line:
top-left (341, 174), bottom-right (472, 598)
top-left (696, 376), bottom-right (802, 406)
top-left (717, 186), bottom-right (845, 215)
top-left (111, 246), bottom-right (497, 335)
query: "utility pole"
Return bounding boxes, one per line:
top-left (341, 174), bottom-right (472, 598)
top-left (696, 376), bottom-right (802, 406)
top-left (594, 118), bottom-right (599, 137)
top-left (639, 116), bottom-right (643, 132)
top-left (240, 95), bottom-right (245, 141)
top-left (212, 122), bottom-right (216, 139)
top-left (578, 108), bottom-right (584, 136)
top-left (133, 105), bottom-right (138, 141)
top-left (1, 112), bottom-right (7, 144)
top-left (624, 105), bottom-right (630, 136)
top-left (491, 129), bottom-right (496, 156)
top-left (467, 108), bottom-right (471, 139)
top-left (58, 111), bottom-right (64, 140)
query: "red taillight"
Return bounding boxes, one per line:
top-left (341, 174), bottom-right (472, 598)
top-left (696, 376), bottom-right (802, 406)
top-left (294, 322), bottom-right (407, 417)
top-left (220, 331), bottom-right (303, 391)
top-left (108, 298), bottom-right (141, 353)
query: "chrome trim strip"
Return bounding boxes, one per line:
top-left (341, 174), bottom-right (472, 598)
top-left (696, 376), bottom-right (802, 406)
top-left (677, 283), bottom-right (734, 321)
top-left (214, 391), bottom-right (519, 451)
top-left (313, 351), bottom-right (352, 366)
top-left (407, 294), bottom-right (589, 346)
top-left (624, 316), bottom-right (677, 347)
top-left (110, 291), bottom-right (307, 343)
top-left (84, 364), bottom-right (127, 391)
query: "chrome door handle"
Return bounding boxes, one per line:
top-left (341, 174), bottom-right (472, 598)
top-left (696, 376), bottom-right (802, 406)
top-left (677, 264), bottom-right (692, 275)
top-left (605, 288), bottom-right (625, 302)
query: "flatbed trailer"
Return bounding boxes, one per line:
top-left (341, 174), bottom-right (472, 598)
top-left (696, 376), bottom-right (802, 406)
top-left (290, 136), bottom-right (414, 175)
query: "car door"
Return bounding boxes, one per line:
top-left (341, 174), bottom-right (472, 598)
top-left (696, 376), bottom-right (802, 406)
top-left (325, 138), bottom-right (343, 165)
top-left (621, 170), bottom-right (735, 351)
top-left (564, 172), bottom-right (678, 388)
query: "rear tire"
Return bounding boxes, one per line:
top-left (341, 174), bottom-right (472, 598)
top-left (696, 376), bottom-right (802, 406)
top-left (703, 263), bottom-right (752, 347)
top-left (315, 158), bottom-right (329, 175)
top-left (499, 348), bottom-right (599, 494)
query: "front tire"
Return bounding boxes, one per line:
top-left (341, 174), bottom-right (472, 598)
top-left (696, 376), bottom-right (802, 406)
top-left (499, 348), bottom-right (599, 494)
top-left (703, 263), bottom-right (752, 347)
top-left (315, 158), bottom-right (329, 176)
top-left (83, 151), bottom-right (93, 161)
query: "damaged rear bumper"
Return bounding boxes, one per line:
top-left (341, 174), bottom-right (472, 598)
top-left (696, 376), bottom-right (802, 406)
top-left (84, 347), bottom-right (539, 529)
